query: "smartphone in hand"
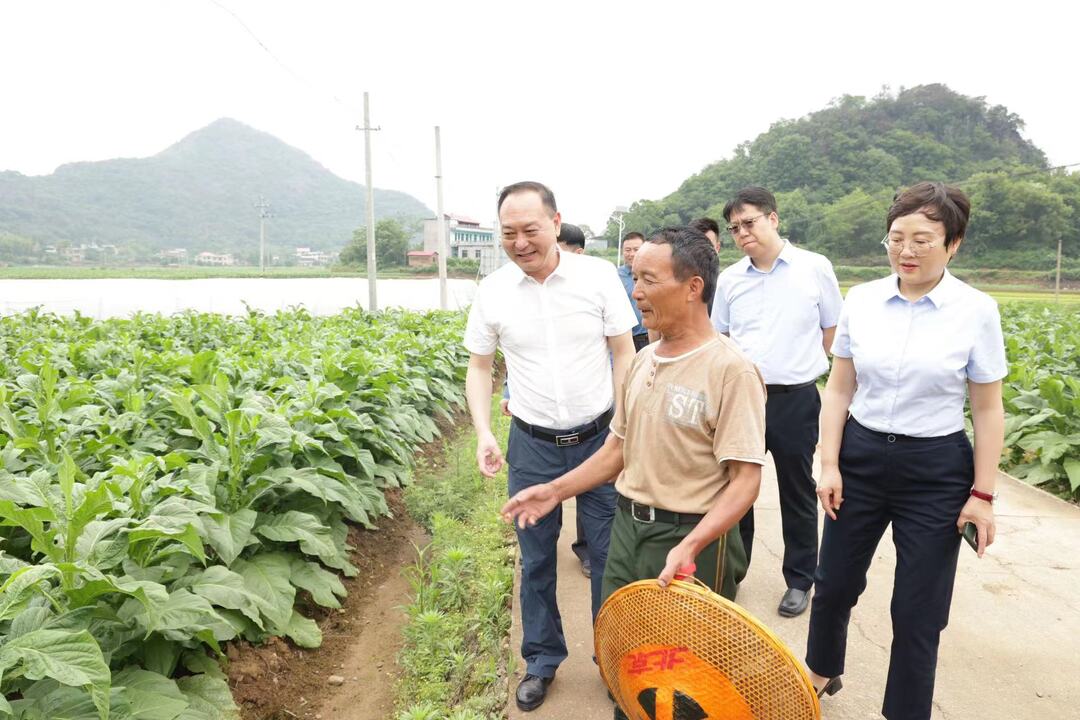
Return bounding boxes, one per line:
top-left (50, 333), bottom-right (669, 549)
top-left (961, 522), bottom-right (979, 553)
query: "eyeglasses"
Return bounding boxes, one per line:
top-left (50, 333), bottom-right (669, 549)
top-left (726, 214), bottom-right (766, 236)
top-left (881, 235), bottom-right (938, 257)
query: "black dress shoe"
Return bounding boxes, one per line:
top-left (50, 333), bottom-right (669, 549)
top-left (516, 673), bottom-right (554, 711)
top-left (572, 541), bottom-right (591, 578)
top-left (778, 587), bottom-right (810, 617)
top-left (815, 676), bottom-right (843, 698)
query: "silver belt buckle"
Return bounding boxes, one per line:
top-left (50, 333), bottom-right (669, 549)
top-left (555, 433), bottom-right (581, 447)
top-left (631, 501), bottom-right (655, 523)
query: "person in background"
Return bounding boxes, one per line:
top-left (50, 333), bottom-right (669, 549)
top-left (806, 182), bottom-right (1006, 719)
top-left (618, 231), bottom-right (650, 351)
top-left (557, 222), bottom-right (587, 254)
top-left (711, 186), bottom-right (843, 618)
top-left (466, 182), bottom-right (637, 711)
top-left (690, 216), bottom-right (722, 252)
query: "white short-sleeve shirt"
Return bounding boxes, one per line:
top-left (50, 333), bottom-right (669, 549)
top-left (711, 241), bottom-right (843, 385)
top-left (832, 270), bottom-right (1008, 437)
top-left (464, 251), bottom-right (638, 429)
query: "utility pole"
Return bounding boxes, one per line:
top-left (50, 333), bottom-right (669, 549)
top-left (612, 206), bottom-right (628, 266)
top-left (255, 196), bottom-right (271, 274)
top-left (357, 92), bottom-right (380, 311)
top-left (1055, 235), bottom-right (1063, 303)
top-left (434, 126), bottom-right (448, 309)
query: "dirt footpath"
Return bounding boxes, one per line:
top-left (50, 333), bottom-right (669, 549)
top-left (508, 460), bottom-right (1080, 719)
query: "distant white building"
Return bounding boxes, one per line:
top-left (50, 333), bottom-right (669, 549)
top-left (161, 248), bottom-right (188, 265)
top-left (423, 213), bottom-right (508, 275)
top-left (195, 251), bottom-right (235, 266)
top-left (294, 247), bottom-right (335, 266)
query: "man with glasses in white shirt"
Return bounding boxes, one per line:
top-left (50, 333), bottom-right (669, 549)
top-left (711, 186), bottom-right (843, 618)
top-left (465, 181), bottom-right (637, 711)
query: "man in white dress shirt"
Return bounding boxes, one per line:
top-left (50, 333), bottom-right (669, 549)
top-left (464, 181), bottom-right (637, 711)
top-left (711, 186), bottom-right (843, 618)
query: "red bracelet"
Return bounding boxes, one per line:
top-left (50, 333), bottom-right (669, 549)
top-left (970, 488), bottom-right (996, 504)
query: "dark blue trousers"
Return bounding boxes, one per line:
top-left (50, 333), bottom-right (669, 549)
top-left (806, 418), bottom-right (973, 720)
top-left (506, 420), bottom-right (617, 679)
top-left (739, 383), bottom-right (821, 590)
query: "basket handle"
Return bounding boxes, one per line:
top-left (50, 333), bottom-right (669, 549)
top-left (672, 566), bottom-right (712, 593)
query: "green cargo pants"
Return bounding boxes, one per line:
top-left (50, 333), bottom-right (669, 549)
top-left (600, 505), bottom-right (748, 605)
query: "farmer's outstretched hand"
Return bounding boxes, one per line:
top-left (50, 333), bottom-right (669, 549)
top-left (501, 484), bottom-right (560, 529)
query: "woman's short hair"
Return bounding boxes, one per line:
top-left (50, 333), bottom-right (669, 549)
top-left (887, 182), bottom-right (970, 249)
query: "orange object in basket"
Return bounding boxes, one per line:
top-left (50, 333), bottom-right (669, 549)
top-left (596, 579), bottom-right (821, 720)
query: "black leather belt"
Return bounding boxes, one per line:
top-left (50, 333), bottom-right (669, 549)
top-left (617, 494), bottom-right (704, 525)
top-left (765, 380), bottom-right (817, 395)
top-left (512, 407), bottom-right (614, 447)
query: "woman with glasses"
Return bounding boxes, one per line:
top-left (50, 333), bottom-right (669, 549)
top-left (805, 182), bottom-right (1006, 720)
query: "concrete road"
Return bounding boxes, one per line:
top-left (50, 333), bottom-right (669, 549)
top-left (507, 458), bottom-right (1080, 719)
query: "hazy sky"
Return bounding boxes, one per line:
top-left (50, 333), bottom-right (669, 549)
top-left (1, 0), bottom-right (1076, 233)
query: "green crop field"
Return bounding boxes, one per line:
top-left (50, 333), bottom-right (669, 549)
top-left (996, 303), bottom-right (1080, 502)
top-left (0, 308), bottom-right (467, 719)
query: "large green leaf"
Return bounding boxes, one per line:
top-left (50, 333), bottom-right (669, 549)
top-left (63, 569), bottom-right (168, 635)
top-left (199, 510), bottom-right (256, 567)
top-left (289, 557), bottom-right (347, 609)
top-left (1064, 458), bottom-right (1080, 492)
top-left (0, 499), bottom-right (59, 561)
top-left (175, 674), bottom-right (239, 720)
top-left (254, 511), bottom-right (346, 569)
top-left (0, 628), bottom-right (110, 719)
top-left (75, 518), bottom-right (132, 568)
top-left (231, 552), bottom-right (294, 630)
top-left (1017, 430), bottom-right (1076, 463)
top-left (0, 469), bottom-right (51, 507)
top-left (113, 667), bottom-right (188, 720)
top-left (282, 610), bottom-right (322, 648)
top-left (65, 483), bottom-right (117, 560)
top-left (120, 588), bottom-right (222, 642)
top-left (181, 566), bottom-right (264, 629)
top-left (0, 564), bottom-right (62, 621)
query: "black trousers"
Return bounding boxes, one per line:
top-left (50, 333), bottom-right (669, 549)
top-left (738, 383), bottom-right (820, 591)
top-left (806, 418), bottom-right (973, 720)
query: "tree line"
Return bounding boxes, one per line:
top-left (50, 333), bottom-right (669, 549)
top-left (606, 84), bottom-right (1079, 270)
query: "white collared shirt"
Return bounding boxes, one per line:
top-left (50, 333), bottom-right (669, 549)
top-left (833, 270), bottom-right (1007, 437)
top-left (711, 241), bottom-right (843, 384)
top-left (464, 251), bottom-right (638, 429)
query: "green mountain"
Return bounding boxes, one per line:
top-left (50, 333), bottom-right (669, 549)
top-left (609, 84), bottom-right (1079, 264)
top-left (0, 118), bottom-right (432, 261)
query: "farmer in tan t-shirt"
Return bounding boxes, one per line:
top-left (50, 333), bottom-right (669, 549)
top-left (502, 226), bottom-right (766, 602)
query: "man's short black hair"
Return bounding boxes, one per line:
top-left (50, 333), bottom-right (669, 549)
top-left (497, 181), bottom-right (557, 216)
top-left (689, 217), bottom-right (720, 236)
top-left (623, 231), bottom-right (646, 243)
top-left (557, 223), bottom-right (586, 249)
top-left (646, 227), bottom-right (719, 305)
top-left (887, 181), bottom-right (970, 249)
top-left (722, 187), bottom-right (778, 221)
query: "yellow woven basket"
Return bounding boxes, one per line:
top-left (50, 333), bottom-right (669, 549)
top-left (595, 578), bottom-right (820, 720)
